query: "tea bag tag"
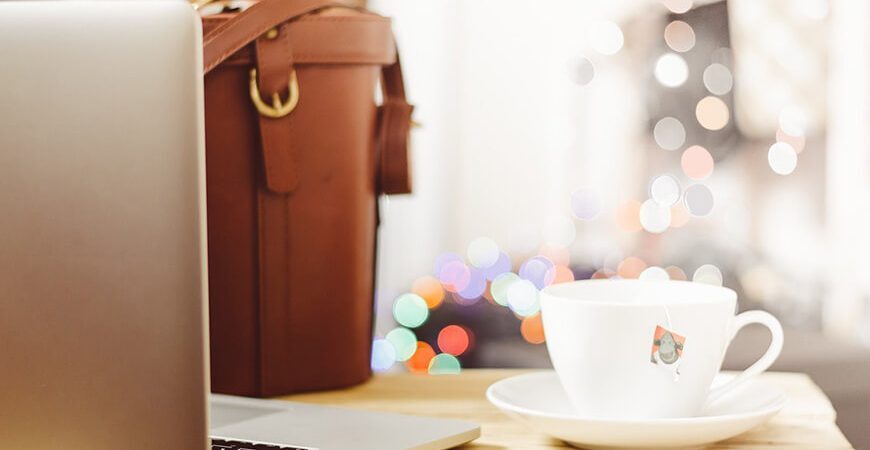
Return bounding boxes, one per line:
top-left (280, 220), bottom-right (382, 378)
top-left (650, 325), bottom-right (685, 381)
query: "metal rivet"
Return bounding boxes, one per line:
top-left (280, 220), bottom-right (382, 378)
top-left (265, 28), bottom-right (279, 40)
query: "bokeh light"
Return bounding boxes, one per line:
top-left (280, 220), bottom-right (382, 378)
top-left (778, 106), bottom-right (808, 138)
top-left (519, 256), bottom-right (556, 289)
top-left (491, 272), bottom-right (520, 307)
top-left (591, 268), bottom-right (616, 279)
top-left (539, 245), bottom-right (570, 266)
top-left (588, 21), bottom-right (624, 55)
top-left (428, 353), bottom-right (461, 375)
top-left (653, 117), bottom-right (686, 150)
top-left (406, 341), bottom-right (436, 374)
top-left (684, 184), bottom-right (714, 216)
top-left (696, 96), bottom-right (730, 130)
top-left (664, 21), bottom-right (695, 53)
top-left (655, 53), bottom-right (689, 88)
top-left (650, 175), bottom-right (681, 206)
top-left (542, 215), bottom-right (576, 247)
top-left (693, 264), bottom-right (723, 286)
top-left (617, 200), bottom-right (643, 232)
top-left (617, 256), bottom-right (647, 279)
top-left (662, 0), bottom-right (692, 14)
top-left (371, 339), bottom-right (396, 372)
top-left (670, 202), bottom-right (691, 228)
top-left (571, 188), bottom-right (602, 220)
top-left (681, 145), bottom-right (715, 180)
top-left (640, 199), bottom-right (672, 233)
top-left (520, 314), bottom-right (546, 344)
top-left (433, 252), bottom-right (462, 276)
top-left (412, 275), bottom-right (445, 309)
top-left (467, 237), bottom-right (500, 269)
top-left (702, 63), bottom-right (733, 95)
top-left (550, 265), bottom-right (575, 284)
top-left (483, 284), bottom-right (496, 305)
top-left (666, 265), bottom-right (688, 281)
top-left (567, 56), bottom-right (595, 86)
top-left (437, 325), bottom-right (471, 356)
top-left (456, 268), bottom-right (486, 303)
top-left (640, 266), bottom-right (670, 281)
top-left (776, 128), bottom-right (806, 154)
top-left (439, 260), bottom-right (471, 293)
top-left (393, 293), bottom-right (429, 328)
top-left (481, 252), bottom-right (511, 281)
top-left (507, 279), bottom-right (540, 317)
top-left (386, 327), bottom-right (418, 361)
top-left (375, 14), bottom-right (814, 373)
top-left (768, 142), bottom-right (798, 175)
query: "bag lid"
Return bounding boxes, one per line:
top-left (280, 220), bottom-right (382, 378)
top-left (202, 8), bottom-right (396, 67)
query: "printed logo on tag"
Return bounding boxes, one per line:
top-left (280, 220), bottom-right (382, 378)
top-left (650, 325), bottom-right (685, 366)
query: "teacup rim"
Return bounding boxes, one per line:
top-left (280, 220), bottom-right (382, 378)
top-left (540, 279), bottom-right (736, 307)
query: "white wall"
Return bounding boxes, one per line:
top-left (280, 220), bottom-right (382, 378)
top-left (825, 0), bottom-right (870, 340)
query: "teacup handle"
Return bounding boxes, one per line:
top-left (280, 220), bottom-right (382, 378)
top-left (705, 310), bottom-right (784, 405)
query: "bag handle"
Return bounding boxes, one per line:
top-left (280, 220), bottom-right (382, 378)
top-left (202, 0), bottom-right (348, 75)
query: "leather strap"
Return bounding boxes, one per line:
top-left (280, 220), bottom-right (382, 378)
top-left (202, 0), bottom-right (348, 75)
top-left (256, 188), bottom-right (292, 393)
top-left (202, 14), bottom-right (395, 65)
top-left (377, 52), bottom-right (413, 195)
top-left (255, 26), bottom-right (300, 193)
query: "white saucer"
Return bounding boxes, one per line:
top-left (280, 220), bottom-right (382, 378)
top-left (486, 371), bottom-right (786, 449)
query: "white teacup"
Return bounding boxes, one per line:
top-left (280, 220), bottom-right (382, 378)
top-left (540, 279), bottom-right (783, 419)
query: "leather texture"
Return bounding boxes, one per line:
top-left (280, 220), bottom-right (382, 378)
top-left (202, 1), bottom-right (411, 397)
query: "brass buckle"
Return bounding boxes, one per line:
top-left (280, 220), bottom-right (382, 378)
top-left (249, 68), bottom-right (300, 119)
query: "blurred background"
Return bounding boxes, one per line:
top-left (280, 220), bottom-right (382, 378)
top-left (364, 0), bottom-right (870, 446)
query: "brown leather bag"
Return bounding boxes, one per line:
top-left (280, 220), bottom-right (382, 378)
top-left (200, 0), bottom-right (412, 397)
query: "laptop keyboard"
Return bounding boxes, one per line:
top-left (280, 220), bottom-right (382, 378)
top-left (211, 438), bottom-right (309, 450)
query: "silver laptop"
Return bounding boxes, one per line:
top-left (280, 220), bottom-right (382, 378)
top-left (0, 2), bottom-right (479, 449)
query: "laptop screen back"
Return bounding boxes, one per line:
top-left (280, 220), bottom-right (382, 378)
top-left (0, 2), bottom-right (207, 448)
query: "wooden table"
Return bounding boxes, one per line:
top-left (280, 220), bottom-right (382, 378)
top-left (281, 369), bottom-right (853, 449)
